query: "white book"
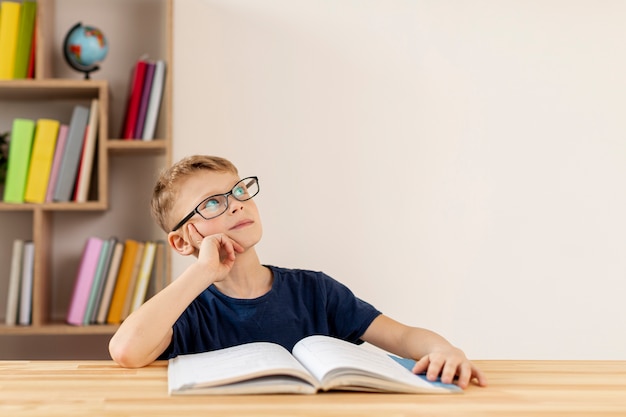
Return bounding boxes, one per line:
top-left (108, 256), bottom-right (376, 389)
top-left (168, 335), bottom-right (461, 395)
top-left (18, 241), bottom-right (35, 326)
top-left (5, 239), bottom-right (25, 326)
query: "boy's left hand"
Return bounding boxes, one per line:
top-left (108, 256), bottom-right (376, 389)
top-left (412, 348), bottom-right (487, 389)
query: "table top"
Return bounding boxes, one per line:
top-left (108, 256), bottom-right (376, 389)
top-left (1, 360), bottom-right (625, 416)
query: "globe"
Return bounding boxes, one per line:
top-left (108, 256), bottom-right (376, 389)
top-left (63, 22), bottom-right (108, 79)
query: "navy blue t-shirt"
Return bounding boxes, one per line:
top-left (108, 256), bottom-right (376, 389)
top-left (161, 265), bottom-right (381, 359)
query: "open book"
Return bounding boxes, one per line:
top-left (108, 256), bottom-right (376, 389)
top-left (168, 335), bottom-right (462, 395)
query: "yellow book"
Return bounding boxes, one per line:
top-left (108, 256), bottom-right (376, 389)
top-left (0, 1), bottom-right (21, 79)
top-left (24, 119), bottom-right (60, 203)
top-left (120, 241), bottom-right (145, 320)
top-left (107, 239), bottom-right (141, 324)
top-left (129, 241), bottom-right (157, 314)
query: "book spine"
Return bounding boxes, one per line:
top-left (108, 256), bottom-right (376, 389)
top-left (0, 1), bottom-right (21, 80)
top-left (142, 60), bottom-right (166, 141)
top-left (66, 237), bottom-right (104, 326)
top-left (96, 241), bottom-right (124, 324)
top-left (18, 241), bottom-right (34, 325)
top-left (5, 239), bottom-right (25, 326)
top-left (23, 118), bottom-right (60, 203)
top-left (53, 105), bottom-right (89, 202)
top-left (107, 239), bottom-right (140, 324)
top-left (120, 242), bottom-right (145, 320)
top-left (45, 124), bottom-right (69, 202)
top-left (12, 0), bottom-right (36, 79)
top-left (134, 61), bottom-right (156, 139)
top-left (3, 118), bottom-right (35, 203)
top-left (74, 98), bottom-right (99, 202)
top-left (82, 239), bottom-right (111, 325)
top-left (122, 59), bottom-right (148, 139)
top-left (129, 241), bottom-right (157, 314)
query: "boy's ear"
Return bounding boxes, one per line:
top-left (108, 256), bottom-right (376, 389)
top-left (168, 231), bottom-right (196, 256)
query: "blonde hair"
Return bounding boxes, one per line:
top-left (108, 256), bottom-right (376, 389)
top-left (151, 155), bottom-right (239, 232)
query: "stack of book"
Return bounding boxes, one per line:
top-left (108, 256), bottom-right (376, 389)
top-left (121, 57), bottom-right (166, 140)
top-left (2, 99), bottom-right (99, 203)
top-left (66, 237), bottom-right (167, 326)
top-left (0, 0), bottom-right (37, 80)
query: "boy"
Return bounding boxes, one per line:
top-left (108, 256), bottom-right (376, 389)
top-left (109, 155), bottom-right (487, 389)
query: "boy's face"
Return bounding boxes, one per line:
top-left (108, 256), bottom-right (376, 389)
top-left (169, 170), bottom-right (263, 251)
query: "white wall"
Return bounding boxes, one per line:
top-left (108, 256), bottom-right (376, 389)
top-left (173, 0), bottom-right (626, 359)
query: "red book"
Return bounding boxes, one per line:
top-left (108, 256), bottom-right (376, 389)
top-left (122, 59), bottom-right (148, 139)
top-left (26, 19), bottom-right (36, 79)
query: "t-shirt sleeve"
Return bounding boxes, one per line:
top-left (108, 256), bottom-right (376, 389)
top-left (320, 273), bottom-right (382, 343)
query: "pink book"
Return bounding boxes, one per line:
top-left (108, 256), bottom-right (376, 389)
top-left (45, 124), bottom-right (69, 202)
top-left (66, 237), bottom-right (104, 325)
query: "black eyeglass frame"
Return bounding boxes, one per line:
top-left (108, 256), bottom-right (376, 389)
top-left (170, 176), bottom-right (259, 232)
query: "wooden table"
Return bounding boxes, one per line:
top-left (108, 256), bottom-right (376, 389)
top-left (1, 360), bottom-right (625, 416)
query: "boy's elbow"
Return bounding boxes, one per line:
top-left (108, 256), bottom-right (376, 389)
top-left (109, 336), bottom-right (147, 368)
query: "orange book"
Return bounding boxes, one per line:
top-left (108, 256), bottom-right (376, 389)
top-left (106, 239), bottom-right (141, 324)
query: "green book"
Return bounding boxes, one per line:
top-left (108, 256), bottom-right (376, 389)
top-left (13, 1), bottom-right (36, 79)
top-left (3, 118), bottom-right (36, 203)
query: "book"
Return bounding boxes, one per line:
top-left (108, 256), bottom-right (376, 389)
top-left (107, 239), bottom-right (141, 324)
top-left (82, 237), bottom-right (112, 325)
top-left (96, 240), bottom-right (124, 324)
top-left (73, 98), bottom-right (99, 202)
top-left (23, 118), bottom-right (60, 203)
top-left (3, 118), bottom-right (35, 203)
top-left (18, 241), bottom-right (34, 326)
top-left (120, 241), bottom-right (145, 320)
top-left (12, 0), bottom-right (36, 79)
top-left (142, 60), bottom-right (166, 140)
top-left (26, 15), bottom-right (35, 78)
top-left (53, 105), bottom-right (89, 202)
top-left (87, 236), bottom-right (117, 324)
top-left (168, 335), bottom-right (462, 395)
top-left (134, 61), bottom-right (155, 139)
top-left (66, 237), bottom-right (104, 326)
top-left (122, 58), bottom-right (148, 139)
top-left (0, 1), bottom-right (21, 80)
top-left (44, 124), bottom-right (69, 202)
top-left (5, 239), bottom-right (24, 325)
top-left (129, 241), bottom-right (157, 313)
top-left (148, 240), bottom-right (167, 297)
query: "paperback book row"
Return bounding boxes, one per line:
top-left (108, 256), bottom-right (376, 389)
top-left (3, 237), bottom-right (166, 326)
top-left (0, 0), bottom-right (37, 80)
top-left (66, 237), bottom-right (167, 326)
top-left (120, 57), bottom-right (166, 141)
top-left (2, 99), bottom-right (99, 204)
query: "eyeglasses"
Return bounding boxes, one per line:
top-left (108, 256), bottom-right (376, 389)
top-left (171, 176), bottom-right (260, 232)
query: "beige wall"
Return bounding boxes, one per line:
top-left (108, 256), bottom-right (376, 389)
top-left (173, 0), bottom-right (626, 359)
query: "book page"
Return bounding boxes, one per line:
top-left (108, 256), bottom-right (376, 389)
top-left (292, 335), bottom-right (455, 393)
top-left (168, 342), bottom-right (319, 394)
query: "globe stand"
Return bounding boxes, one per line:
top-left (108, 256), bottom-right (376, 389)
top-left (63, 22), bottom-right (106, 80)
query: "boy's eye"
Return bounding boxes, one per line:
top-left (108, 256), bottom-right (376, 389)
top-left (233, 186), bottom-right (247, 198)
top-left (202, 198), bottom-right (222, 212)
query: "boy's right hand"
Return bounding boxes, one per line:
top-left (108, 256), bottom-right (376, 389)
top-left (188, 224), bottom-right (244, 283)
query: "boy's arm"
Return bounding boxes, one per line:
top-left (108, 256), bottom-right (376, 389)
top-left (361, 314), bottom-right (487, 389)
top-left (108, 231), bottom-right (243, 368)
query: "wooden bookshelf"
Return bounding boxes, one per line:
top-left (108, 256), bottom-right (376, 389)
top-left (0, 0), bottom-right (172, 339)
